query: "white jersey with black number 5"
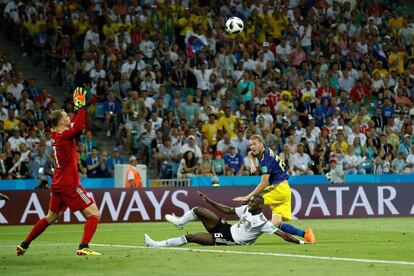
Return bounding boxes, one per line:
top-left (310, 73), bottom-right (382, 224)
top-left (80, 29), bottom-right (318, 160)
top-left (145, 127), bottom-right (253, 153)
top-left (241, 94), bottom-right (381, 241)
top-left (230, 205), bottom-right (278, 245)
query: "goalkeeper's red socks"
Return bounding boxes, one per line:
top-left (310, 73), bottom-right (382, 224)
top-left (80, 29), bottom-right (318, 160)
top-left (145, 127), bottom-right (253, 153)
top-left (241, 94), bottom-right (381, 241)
top-left (21, 218), bottom-right (50, 248)
top-left (80, 215), bottom-right (100, 248)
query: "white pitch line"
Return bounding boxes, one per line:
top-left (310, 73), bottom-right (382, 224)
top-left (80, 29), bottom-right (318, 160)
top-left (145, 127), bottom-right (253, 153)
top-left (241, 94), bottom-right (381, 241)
top-left (2, 242), bottom-right (413, 266)
top-left (91, 243), bottom-right (414, 266)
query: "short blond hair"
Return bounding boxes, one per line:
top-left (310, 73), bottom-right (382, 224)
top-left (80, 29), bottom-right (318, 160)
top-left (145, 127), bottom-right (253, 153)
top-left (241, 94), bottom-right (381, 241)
top-left (249, 134), bottom-right (265, 145)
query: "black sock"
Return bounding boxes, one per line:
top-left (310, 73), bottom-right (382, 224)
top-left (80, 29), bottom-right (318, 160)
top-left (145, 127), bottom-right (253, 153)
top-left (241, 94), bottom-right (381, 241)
top-left (20, 241), bottom-right (29, 249)
top-left (78, 243), bottom-right (89, 250)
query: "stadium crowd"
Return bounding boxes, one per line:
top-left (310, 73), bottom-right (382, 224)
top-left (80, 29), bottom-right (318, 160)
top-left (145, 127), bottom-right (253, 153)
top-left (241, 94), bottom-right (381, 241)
top-left (1, 0), bottom-right (414, 182)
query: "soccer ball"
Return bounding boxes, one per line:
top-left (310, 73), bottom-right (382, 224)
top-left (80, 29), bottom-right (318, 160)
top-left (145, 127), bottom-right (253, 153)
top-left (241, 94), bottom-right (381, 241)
top-left (225, 17), bottom-right (244, 34)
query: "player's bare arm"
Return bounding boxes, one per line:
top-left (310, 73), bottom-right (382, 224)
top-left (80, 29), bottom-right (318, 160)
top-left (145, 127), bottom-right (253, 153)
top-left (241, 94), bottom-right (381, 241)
top-left (232, 174), bottom-right (269, 202)
top-left (274, 229), bottom-right (308, 245)
top-left (197, 191), bottom-right (235, 214)
top-left (248, 151), bottom-right (258, 174)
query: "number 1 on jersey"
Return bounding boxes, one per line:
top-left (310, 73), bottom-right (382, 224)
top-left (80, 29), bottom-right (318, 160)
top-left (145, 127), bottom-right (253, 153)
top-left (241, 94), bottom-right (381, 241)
top-left (52, 145), bottom-right (60, 168)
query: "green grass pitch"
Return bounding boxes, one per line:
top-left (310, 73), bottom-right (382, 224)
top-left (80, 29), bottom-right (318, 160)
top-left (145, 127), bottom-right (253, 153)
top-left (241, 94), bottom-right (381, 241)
top-left (1, 218), bottom-right (413, 275)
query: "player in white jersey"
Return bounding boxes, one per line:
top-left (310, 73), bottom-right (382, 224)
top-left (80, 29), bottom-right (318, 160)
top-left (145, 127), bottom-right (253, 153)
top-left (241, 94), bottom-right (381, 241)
top-left (144, 192), bottom-right (308, 247)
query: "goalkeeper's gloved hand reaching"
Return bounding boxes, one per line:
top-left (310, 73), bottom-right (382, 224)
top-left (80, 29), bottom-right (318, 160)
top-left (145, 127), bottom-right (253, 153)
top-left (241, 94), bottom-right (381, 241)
top-left (73, 87), bottom-right (87, 111)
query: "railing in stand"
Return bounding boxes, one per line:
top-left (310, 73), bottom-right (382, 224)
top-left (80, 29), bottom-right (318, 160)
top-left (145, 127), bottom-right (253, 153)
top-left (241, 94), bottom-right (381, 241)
top-left (149, 178), bottom-right (191, 187)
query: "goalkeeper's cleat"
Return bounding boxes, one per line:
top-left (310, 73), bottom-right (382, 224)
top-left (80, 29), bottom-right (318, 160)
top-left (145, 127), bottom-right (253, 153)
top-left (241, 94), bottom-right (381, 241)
top-left (16, 245), bottom-right (27, 256)
top-left (165, 214), bottom-right (184, 229)
top-left (76, 248), bottom-right (101, 256)
top-left (144, 234), bottom-right (157, 248)
top-left (304, 228), bottom-right (316, 244)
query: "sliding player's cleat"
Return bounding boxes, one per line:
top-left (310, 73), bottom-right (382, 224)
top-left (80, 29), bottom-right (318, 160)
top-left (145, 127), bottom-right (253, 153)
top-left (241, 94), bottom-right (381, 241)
top-left (144, 234), bottom-right (157, 247)
top-left (165, 214), bottom-right (184, 229)
top-left (304, 228), bottom-right (316, 244)
top-left (76, 248), bottom-right (101, 256)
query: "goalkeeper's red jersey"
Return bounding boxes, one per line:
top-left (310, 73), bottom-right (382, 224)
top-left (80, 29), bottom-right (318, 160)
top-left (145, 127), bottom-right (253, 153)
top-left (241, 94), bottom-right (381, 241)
top-left (51, 109), bottom-right (87, 192)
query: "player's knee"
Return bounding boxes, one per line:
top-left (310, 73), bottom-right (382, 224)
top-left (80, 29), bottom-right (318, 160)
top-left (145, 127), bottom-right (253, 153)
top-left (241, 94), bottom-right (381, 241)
top-left (185, 234), bottom-right (195, 242)
top-left (46, 211), bottom-right (61, 224)
top-left (193, 206), bottom-right (204, 216)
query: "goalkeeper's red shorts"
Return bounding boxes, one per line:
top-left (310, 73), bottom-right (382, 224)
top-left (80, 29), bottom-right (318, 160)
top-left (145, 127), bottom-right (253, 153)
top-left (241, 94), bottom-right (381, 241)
top-left (49, 186), bottom-right (94, 213)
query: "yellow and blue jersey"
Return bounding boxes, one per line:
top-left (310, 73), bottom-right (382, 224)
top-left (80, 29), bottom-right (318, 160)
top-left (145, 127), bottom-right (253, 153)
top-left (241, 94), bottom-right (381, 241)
top-left (259, 147), bottom-right (289, 185)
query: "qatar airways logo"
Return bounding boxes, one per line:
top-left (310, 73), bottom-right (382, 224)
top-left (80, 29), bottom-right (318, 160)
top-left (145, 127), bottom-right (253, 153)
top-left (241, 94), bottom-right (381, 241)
top-left (16, 190), bottom-right (189, 224)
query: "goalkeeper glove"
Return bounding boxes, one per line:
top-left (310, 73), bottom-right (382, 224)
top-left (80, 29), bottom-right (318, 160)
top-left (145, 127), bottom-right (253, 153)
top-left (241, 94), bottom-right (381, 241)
top-left (73, 87), bottom-right (87, 110)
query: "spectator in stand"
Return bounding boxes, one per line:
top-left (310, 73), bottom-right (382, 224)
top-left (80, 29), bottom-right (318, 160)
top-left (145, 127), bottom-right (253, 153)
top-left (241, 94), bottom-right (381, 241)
top-left (180, 135), bottom-right (202, 160)
top-left (291, 143), bottom-right (314, 176)
top-left (343, 147), bottom-right (366, 175)
top-left (78, 151), bottom-right (88, 179)
top-left (81, 131), bottom-right (97, 155)
top-left (3, 109), bottom-right (20, 132)
top-left (391, 152), bottom-right (409, 174)
top-left (5, 151), bottom-right (29, 179)
top-left (103, 90), bottom-right (121, 137)
top-left (179, 95), bottom-right (200, 127)
top-left (231, 129), bottom-right (249, 158)
top-left (223, 145), bottom-right (244, 176)
top-left (177, 151), bottom-right (199, 179)
top-left (216, 132), bottom-right (237, 154)
top-left (199, 152), bottom-right (214, 176)
top-left (105, 147), bottom-right (125, 178)
top-left (125, 155), bottom-right (143, 188)
top-left (7, 129), bottom-right (26, 152)
top-left (211, 151), bottom-right (226, 176)
top-left (85, 147), bottom-right (105, 178)
top-left (29, 144), bottom-right (53, 180)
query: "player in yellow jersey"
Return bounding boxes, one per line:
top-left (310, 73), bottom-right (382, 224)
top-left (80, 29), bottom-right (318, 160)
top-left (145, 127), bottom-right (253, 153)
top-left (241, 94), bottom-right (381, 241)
top-left (233, 135), bottom-right (316, 243)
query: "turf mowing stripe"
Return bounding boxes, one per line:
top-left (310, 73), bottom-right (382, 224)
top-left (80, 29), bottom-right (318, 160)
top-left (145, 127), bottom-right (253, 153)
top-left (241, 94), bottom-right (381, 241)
top-left (90, 243), bottom-right (414, 266)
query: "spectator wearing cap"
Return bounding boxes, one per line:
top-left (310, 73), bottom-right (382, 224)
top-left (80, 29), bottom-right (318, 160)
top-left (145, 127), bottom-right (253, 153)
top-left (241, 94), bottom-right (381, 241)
top-left (180, 135), bottom-right (202, 160)
top-left (125, 155), bottom-right (143, 188)
top-left (291, 143), bottom-right (313, 176)
top-left (105, 147), bottom-right (125, 177)
top-left (212, 150), bottom-right (226, 176)
top-left (223, 145), bottom-right (244, 176)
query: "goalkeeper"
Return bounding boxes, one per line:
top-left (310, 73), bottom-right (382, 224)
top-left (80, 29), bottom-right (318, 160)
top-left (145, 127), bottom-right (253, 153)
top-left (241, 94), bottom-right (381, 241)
top-left (16, 88), bottom-right (102, 256)
top-left (145, 192), bottom-right (310, 247)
